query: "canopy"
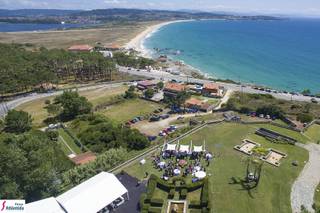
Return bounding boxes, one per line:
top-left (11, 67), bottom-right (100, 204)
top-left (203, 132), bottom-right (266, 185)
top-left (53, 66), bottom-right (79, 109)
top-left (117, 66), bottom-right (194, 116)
top-left (26, 197), bottom-right (64, 213)
top-left (165, 144), bottom-right (177, 151)
top-left (193, 145), bottom-right (204, 153)
top-left (195, 171), bottom-right (206, 179)
top-left (179, 145), bottom-right (190, 153)
top-left (57, 172), bottom-right (128, 213)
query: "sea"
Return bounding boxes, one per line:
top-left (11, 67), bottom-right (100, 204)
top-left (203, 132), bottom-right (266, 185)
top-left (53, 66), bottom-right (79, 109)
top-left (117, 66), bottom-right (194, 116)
top-left (144, 19), bottom-right (320, 93)
top-left (0, 23), bottom-right (88, 32)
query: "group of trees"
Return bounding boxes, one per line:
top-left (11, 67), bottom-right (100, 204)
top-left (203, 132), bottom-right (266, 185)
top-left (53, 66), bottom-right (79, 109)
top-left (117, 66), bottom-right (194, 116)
top-left (113, 52), bottom-right (155, 69)
top-left (0, 43), bottom-right (116, 95)
top-left (73, 114), bottom-right (150, 153)
top-left (0, 110), bottom-right (72, 202)
top-left (164, 91), bottom-right (191, 109)
top-left (46, 91), bottom-right (92, 121)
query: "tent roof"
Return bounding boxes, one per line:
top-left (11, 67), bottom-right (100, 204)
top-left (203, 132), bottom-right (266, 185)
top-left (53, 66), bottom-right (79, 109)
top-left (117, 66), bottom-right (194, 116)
top-left (166, 144), bottom-right (177, 151)
top-left (193, 145), bottom-right (204, 152)
top-left (57, 172), bottom-right (127, 213)
top-left (26, 197), bottom-right (64, 213)
top-left (179, 145), bottom-right (190, 152)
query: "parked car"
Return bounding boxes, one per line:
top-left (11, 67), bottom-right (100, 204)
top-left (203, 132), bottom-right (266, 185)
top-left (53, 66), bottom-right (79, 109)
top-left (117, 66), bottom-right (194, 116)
top-left (160, 114), bottom-right (170, 119)
top-left (150, 115), bottom-right (161, 122)
top-left (147, 136), bottom-right (157, 141)
top-left (311, 98), bottom-right (318, 103)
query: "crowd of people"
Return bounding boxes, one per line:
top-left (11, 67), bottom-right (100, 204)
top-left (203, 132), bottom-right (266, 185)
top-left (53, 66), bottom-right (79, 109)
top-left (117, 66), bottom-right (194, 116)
top-left (152, 150), bottom-right (213, 181)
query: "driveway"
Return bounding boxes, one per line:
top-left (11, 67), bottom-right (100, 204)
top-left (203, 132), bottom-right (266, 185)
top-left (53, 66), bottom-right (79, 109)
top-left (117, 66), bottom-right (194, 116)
top-left (291, 143), bottom-right (320, 213)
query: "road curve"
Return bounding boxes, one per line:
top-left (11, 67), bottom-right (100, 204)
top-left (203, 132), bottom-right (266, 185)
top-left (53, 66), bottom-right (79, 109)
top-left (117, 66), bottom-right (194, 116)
top-left (291, 143), bottom-right (320, 213)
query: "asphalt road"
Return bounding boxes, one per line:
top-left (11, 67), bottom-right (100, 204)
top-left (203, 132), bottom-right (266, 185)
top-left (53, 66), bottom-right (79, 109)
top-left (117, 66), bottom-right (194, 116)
top-left (0, 82), bottom-right (125, 117)
top-left (119, 66), bottom-right (320, 103)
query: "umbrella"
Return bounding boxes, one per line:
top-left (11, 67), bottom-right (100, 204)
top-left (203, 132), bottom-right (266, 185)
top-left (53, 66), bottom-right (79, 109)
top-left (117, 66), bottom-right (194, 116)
top-left (195, 171), bottom-right (206, 179)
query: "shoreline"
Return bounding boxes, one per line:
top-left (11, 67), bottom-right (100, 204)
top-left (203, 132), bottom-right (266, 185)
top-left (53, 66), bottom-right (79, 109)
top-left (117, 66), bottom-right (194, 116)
top-left (125, 20), bottom-right (194, 58)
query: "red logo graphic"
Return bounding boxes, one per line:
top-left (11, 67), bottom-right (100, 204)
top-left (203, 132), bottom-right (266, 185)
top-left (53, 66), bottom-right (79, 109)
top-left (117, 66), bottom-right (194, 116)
top-left (1, 201), bottom-right (6, 211)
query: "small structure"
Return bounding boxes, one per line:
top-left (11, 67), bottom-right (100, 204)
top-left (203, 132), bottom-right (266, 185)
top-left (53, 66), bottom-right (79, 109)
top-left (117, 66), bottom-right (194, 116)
top-left (137, 80), bottom-right (159, 90)
top-left (26, 197), bottom-right (64, 213)
top-left (234, 139), bottom-right (261, 155)
top-left (57, 172), bottom-right (129, 213)
top-left (68, 44), bottom-right (94, 52)
top-left (163, 143), bottom-right (177, 152)
top-left (70, 152), bottom-right (97, 165)
top-left (179, 144), bottom-right (191, 155)
top-left (185, 98), bottom-right (214, 112)
top-left (163, 82), bottom-right (186, 97)
top-left (104, 43), bottom-right (121, 51)
top-left (202, 83), bottom-right (224, 98)
top-left (260, 149), bottom-right (287, 167)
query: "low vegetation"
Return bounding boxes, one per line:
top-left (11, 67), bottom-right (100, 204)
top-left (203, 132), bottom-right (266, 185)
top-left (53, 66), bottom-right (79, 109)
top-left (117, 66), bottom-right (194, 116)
top-left (225, 92), bottom-right (320, 122)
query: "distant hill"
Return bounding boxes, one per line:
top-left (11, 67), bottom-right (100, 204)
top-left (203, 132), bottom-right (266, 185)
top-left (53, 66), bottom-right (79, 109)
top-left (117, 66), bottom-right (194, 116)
top-left (0, 9), bottom-right (80, 17)
top-left (0, 8), bottom-right (281, 24)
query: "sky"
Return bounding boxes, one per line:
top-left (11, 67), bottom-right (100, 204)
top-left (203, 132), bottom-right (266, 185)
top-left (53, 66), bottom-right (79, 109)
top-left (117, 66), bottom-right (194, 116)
top-left (0, 0), bottom-right (320, 17)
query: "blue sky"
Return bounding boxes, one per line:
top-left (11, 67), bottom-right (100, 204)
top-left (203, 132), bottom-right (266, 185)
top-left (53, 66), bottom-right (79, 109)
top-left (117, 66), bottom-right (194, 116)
top-left (0, 0), bottom-right (320, 16)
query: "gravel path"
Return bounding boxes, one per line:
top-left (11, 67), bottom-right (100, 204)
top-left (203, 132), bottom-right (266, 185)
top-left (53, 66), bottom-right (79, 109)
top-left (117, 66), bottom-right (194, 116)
top-left (291, 143), bottom-right (320, 213)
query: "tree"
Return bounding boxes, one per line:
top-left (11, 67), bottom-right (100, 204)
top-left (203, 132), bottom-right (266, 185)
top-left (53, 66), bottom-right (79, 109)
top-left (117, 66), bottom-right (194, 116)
top-left (124, 86), bottom-right (137, 99)
top-left (157, 81), bottom-right (164, 90)
top-left (297, 113), bottom-right (314, 123)
top-left (53, 91), bottom-right (92, 120)
top-left (144, 88), bottom-right (154, 99)
top-left (5, 110), bottom-right (32, 133)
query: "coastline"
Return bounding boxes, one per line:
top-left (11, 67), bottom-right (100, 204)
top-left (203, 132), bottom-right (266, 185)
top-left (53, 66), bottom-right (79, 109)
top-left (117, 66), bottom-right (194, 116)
top-left (125, 20), bottom-right (193, 58)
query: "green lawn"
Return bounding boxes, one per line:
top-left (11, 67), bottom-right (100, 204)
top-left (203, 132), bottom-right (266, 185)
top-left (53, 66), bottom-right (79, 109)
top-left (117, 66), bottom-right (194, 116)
top-left (100, 98), bottom-right (163, 123)
top-left (58, 128), bottom-right (82, 154)
top-left (124, 122), bottom-right (309, 213)
top-left (304, 124), bottom-right (320, 143)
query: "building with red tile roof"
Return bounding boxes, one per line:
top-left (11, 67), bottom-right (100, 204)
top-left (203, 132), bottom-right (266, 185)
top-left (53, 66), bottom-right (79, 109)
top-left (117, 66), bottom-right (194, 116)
top-left (202, 82), bottom-right (224, 98)
top-left (68, 44), bottom-right (94, 52)
top-left (70, 152), bottom-right (96, 165)
top-left (164, 82), bottom-right (186, 97)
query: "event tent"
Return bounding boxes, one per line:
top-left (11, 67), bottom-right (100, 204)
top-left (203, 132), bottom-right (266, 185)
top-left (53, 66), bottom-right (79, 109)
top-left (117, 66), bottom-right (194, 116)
top-left (193, 145), bottom-right (204, 153)
top-left (56, 172), bottom-right (128, 213)
top-left (26, 197), bottom-right (65, 213)
top-left (179, 145), bottom-right (190, 153)
top-left (165, 144), bottom-right (177, 151)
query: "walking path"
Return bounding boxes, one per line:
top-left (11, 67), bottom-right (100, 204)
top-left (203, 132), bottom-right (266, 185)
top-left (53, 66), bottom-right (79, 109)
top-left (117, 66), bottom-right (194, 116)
top-left (291, 143), bottom-right (320, 213)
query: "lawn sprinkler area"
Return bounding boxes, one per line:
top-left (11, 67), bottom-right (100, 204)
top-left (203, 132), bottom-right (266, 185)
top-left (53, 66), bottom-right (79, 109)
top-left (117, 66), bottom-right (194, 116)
top-left (124, 122), bottom-right (309, 213)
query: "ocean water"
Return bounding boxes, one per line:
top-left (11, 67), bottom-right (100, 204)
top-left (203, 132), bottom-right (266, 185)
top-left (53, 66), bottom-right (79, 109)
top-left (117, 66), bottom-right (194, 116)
top-left (144, 19), bottom-right (320, 93)
top-left (0, 23), bottom-right (88, 32)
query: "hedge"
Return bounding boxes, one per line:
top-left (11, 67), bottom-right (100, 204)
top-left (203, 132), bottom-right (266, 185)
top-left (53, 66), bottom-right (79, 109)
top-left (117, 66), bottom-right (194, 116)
top-left (168, 188), bottom-right (175, 199)
top-left (200, 178), bottom-right (209, 207)
top-left (139, 193), bottom-right (147, 210)
top-left (180, 188), bottom-right (187, 199)
top-left (189, 209), bottom-right (202, 213)
top-left (148, 207), bottom-right (162, 213)
top-left (150, 198), bottom-right (164, 207)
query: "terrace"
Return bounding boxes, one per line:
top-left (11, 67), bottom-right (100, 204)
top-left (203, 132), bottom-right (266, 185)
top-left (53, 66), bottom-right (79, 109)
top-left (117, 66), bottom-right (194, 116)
top-left (234, 139), bottom-right (261, 155)
top-left (260, 149), bottom-right (287, 167)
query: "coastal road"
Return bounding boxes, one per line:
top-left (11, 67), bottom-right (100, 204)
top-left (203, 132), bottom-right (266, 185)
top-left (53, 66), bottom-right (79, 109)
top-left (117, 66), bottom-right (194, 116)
top-left (119, 66), bottom-right (320, 103)
top-left (0, 82), bottom-right (126, 117)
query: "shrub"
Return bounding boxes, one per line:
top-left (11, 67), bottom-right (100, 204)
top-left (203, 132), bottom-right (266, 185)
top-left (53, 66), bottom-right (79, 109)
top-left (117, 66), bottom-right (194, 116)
top-left (150, 198), bottom-right (163, 207)
top-left (189, 210), bottom-right (202, 213)
top-left (297, 113), bottom-right (314, 123)
top-left (200, 179), bottom-right (209, 207)
top-left (169, 188), bottom-right (175, 199)
top-left (148, 207), bottom-right (162, 213)
top-left (180, 188), bottom-right (187, 199)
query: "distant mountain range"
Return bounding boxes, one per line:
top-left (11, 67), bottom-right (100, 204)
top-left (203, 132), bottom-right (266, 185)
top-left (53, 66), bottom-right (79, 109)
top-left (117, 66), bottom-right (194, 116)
top-left (0, 8), bottom-right (282, 24)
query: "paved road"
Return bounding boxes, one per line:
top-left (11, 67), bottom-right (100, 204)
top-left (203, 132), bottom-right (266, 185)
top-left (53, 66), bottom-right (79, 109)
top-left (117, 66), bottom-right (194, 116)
top-left (119, 66), bottom-right (320, 103)
top-left (291, 143), bottom-right (320, 213)
top-left (0, 82), bottom-right (125, 117)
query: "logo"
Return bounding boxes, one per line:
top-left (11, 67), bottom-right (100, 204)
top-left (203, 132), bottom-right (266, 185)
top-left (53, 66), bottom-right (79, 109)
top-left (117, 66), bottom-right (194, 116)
top-left (0, 200), bottom-right (25, 212)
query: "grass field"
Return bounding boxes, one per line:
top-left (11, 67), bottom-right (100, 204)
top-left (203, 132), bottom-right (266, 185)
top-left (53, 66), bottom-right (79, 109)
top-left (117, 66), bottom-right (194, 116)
top-left (124, 122), bottom-right (309, 213)
top-left (16, 85), bottom-right (128, 127)
top-left (0, 21), bottom-right (158, 49)
top-left (304, 124), bottom-right (320, 143)
top-left (58, 128), bottom-right (82, 155)
top-left (100, 98), bottom-right (163, 123)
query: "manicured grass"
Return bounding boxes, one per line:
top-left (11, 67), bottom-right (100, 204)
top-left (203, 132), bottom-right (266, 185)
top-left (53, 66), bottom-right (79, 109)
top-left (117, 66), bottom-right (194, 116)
top-left (58, 128), bottom-right (82, 154)
top-left (304, 124), bottom-right (320, 143)
top-left (124, 122), bottom-right (309, 213)
top-left (100, 98), bottom-right (163, 123)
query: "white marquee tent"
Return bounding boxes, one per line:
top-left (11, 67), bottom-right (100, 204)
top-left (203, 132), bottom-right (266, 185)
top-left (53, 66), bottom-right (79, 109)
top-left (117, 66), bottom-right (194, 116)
top-left (57, 172), bottom-right (128, 213)
top-left (26, 197), bottom-right (65, 213)
top-left (165, 144), bottom-right (177, 151)
top-left (179, 145), bottom-right (190, 153)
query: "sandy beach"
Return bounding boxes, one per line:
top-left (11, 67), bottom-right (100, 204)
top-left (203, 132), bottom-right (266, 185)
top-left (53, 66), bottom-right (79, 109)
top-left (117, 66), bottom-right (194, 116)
top-left (125, 20), bottom-right (192, 58)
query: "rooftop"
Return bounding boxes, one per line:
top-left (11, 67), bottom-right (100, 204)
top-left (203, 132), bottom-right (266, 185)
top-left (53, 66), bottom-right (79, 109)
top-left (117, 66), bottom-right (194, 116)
top-left (185, 98), bottom-right (204, 106)
top-left (203, 83), bottom-right (220, 90)
top-left (164, 83), bottom-right (186, 92)
top-left (70, 152), bottom-right (96, 165)
top-left (68, 44), bottom-right (94, 51)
